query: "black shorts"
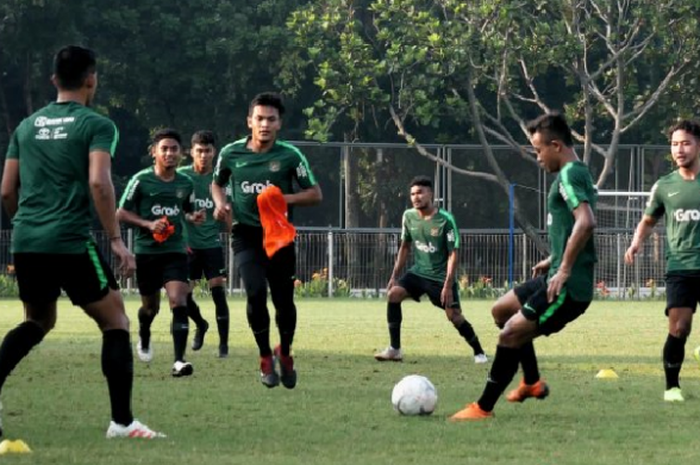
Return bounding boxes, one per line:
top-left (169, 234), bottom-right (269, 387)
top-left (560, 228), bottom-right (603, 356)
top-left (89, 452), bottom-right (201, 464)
top-left (136, 253), bottom-right (189, 296)
top-left (398, 271), bottom-right (460, 309)
top-left (188, 247), bottom-right (226, 281)
top-left (664, 273), bottom-right (700, 314)
top-left (14, 243), bottom-right (118, 306)
top-left (514, 275), bottom-right (590, 336)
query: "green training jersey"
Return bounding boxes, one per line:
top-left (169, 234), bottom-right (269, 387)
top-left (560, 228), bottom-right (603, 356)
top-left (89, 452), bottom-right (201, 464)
top-left (6, 101), bottom-right (119, 253)
top-left (645, 170), bottom-right (700, 272)
top-left (401, 208), bottom-right (459, 282)
top-left (119, 167), bottom-right (194, 254)
top-left (213, 138), bottom-right (317, 227)
top-left (547, 161), bottom-right (598, 301)
top-left (177, 165), bottom-right (232, 249)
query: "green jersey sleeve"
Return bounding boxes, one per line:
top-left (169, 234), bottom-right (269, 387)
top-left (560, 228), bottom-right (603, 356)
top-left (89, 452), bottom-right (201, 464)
top-left (6, 129), bottom-right (19, 159)
top-left (443, 210), bottom-right (460, 253)
top-left (183, 180), bottom-right (194, 213)
top-left (88, 117), bottom-right (119, 156)
top-left (119, 176), bottom-right (141, 211)
top-left (644, 181), bottom-right (665, 219)
top-left (559, 165), bottom-right (594, 211)
top-left (401, 211), bottom-right (412, 242)
top-left (213, 148), bottom-right (232, 187)
top-left (291, 149), bottom-right (317, 189)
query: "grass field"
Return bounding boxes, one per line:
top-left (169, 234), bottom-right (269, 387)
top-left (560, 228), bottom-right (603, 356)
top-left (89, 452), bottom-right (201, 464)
top-left (0, 297), bottom-right (699, 464)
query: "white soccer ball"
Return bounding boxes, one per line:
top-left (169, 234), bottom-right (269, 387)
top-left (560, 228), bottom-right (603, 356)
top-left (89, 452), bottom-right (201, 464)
top-left (391, 374), bottom-right (438, 416)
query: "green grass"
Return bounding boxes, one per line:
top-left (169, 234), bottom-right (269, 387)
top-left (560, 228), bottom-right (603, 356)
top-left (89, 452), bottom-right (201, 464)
top-left (1, 298), bottom-right (700, 464)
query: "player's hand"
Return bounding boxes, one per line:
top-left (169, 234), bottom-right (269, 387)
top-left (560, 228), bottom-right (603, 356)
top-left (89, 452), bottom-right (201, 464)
top-left (531, 258), bottom-right (551, 278)
top-left (148, 217), bottom-right (169, 233)
top-left (387, 277), bottom-right (397, 292)
top-left (110, 238), bottom-right (136, 278)
top-left (189, 208), bottom-right (206, 225)
top-left (214, 203), bottom-right (231, 222)
top-left (624, 243), bottom-right (639, 265)
top-left (546, 267), bottom-right (570, 303)
top-left (441, 285), bottom-right (454, 308)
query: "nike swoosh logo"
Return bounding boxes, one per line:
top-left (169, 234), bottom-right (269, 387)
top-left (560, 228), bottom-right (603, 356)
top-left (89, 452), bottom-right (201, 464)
top-left (235, 161), bottom-right (248, 168)
top-left (668, 192), bottom-right (680, 197)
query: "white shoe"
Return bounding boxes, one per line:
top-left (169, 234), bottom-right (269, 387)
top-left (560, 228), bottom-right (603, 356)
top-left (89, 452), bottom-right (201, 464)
top-left (664, 387), bottom-right (684, 402)
top-left (136, 339), bottom-right (153, 363)
top-left (106, 419), bottom-right (166, 438)
top-left (374, 346), bottom-right (403, 362)
top-left (474, 353), bottom-right (488, 364)
top-left (171, 360), bottom-right (194, 377)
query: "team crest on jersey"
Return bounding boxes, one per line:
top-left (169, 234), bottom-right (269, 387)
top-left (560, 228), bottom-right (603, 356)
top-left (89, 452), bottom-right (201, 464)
top-left (430, 227), bottom-right (439, 237)
top-left (176, 189), bottom-right (186, 199)
top-left (269, 161), bottom-right (281, 172)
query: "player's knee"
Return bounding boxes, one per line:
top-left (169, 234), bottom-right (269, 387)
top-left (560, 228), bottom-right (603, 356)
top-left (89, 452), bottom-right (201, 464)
top-left (387, 287), bottom-right (404, 303)
top-left (671, 322), bottom-right (692, 339)
top-left (491, 303), bottom-right (514, 328)
top-left (498, 326), bottom-right (526, 348)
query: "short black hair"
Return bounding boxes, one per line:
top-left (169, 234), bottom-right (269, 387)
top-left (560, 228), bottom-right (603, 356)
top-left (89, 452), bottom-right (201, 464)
top-left (249, 92), bottom-right (285, 117)
top-left (410, 176), bottom-right (433, 190)
top-left (191, 130), bottom-right (216, 147)
top-left (53, 45), bottom-right (97, 90)
top-left (152, 128), bottom-right (182, 146)
top-left (668, 119), bottom-right (700, 141)
top-left (526, 112), bottom-right (574, 147)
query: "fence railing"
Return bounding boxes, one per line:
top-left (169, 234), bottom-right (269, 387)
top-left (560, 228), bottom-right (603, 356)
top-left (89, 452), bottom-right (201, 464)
top-left (0, 228), bottom-right (667, 300)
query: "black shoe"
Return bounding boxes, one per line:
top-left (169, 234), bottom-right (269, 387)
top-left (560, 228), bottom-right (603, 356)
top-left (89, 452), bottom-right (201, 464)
top-left (191, 320), bottom-right (209, 351)
top-left (218, 344), bottom-right (229, 358)
top-left (274, 345), bottom-right (297, 389)
top-left (260, 355), bottom-right (279, 388)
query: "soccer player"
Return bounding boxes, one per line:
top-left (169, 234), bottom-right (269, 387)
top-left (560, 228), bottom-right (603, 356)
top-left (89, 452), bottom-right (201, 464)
top-left (178, 130), bottom-right (232, 358)
top-left (0, 45), bottom-right (163, 438)
top-left (117, 128), bottom-right (205, 377)
top-left (450, 113), bottom-right (597, 421)
top-left (374, 176), bottom-right (488, 364)
top-left (625, 119), bottom-right (700, 402)
top-left (212, 92), bottom-right (322, 389)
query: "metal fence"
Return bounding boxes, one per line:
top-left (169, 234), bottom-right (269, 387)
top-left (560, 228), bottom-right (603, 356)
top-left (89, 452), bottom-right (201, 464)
top-left (0, 229), bottom-right (667, 299)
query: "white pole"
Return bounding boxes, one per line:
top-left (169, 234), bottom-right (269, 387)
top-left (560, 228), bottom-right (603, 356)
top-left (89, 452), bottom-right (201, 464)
top-left (327, 231), bottom-right (334, 298)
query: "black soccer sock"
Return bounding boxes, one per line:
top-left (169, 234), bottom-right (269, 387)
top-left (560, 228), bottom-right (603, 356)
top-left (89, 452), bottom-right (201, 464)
top-left (663, 333), bottom-right (686, 389)
top-left (137, 307), bottom-right (155, 350)
top-left (0, 321), bottom-right (45, 394)
top-left (212, 286), bottom-right (230, 347)
top-left (253, 329), bottom-right (272, 357)
top-left (387, 302), bottom-right (402, 349)
top-left (186, 292), bottom-right (207, 327)
top-left (101, 329), bottom-right (134, 426)
top-left (477, 345), bottom-right (521, 412)
top-left (520, 341), bottom-right (541, 385)
top-left (171, 306), bottom-right (189, 362)
top-left (456, 320), bottom-right (484, 355)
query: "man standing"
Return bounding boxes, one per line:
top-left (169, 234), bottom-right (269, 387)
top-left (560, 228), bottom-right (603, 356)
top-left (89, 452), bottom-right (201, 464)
top-left (212, 92), bottom-right (322, 389)
top-left (374, 176), bottom-right (487, 364)
top-left (0, 45), bottom-right (163, 438)
top-left (117, 129), bottom-right (204, 377)
top-left (625, 119), bottom-right (700, 402)
top-left (178, 130), bottom-right (232, 358)
top-left (450, 113), bottom-right (597, 420)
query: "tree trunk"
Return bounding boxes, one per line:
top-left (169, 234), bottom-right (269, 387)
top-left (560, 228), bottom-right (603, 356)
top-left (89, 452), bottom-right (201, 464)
top-left (343, 134), bottom-right (362, 288)
top-left (0, 75), bottom-right (13, 137)
top-left (24, 51), bottom-right (33, 115)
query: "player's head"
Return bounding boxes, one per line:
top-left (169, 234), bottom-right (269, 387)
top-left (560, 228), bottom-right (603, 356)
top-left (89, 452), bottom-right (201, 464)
top-left (248, 92), bottom-right (285, 145)
top-left (190, 130), bottom-right (217, 171)
top-left (51, 45), bottom-right (98, 105)
top-left (409, 176), bottom-right (434, 211)
top-left (151, 128), bottom-right (182, 169)
top-left (668, 119), bottom-right (700, 170)
top-left (527, 112), bottom-right (574, 173)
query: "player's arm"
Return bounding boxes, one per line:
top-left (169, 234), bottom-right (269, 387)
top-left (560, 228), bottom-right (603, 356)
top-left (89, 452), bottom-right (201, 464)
top-left (116, 179), bottom-right (167, 233)
top-left (624, 215), bottom-right (658, 264)
top-left (531, 256), bottom-right (552, 277)
top-left (388, 241), bottom-right (411, 290)
top-left (441, 249), bottom-right (459, 307)
top-left (212, 153), bottom-right (233, 222)
top-left (183, 188), bottom-right (205, 225)
top-left (547, 202), bottom-right (596, 302)
top-left (283, 184), bottom-right (322, 206)
top-left (1, 159), bottom-right (19, 219)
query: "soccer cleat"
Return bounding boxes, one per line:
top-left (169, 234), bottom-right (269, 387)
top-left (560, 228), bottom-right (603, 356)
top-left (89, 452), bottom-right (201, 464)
top-left (260, 355), bottom-right (280, 388)
top-left (374, 346), bottom-right (403, 362)
top-left (218, 344), bottom-right (229, 358)
top-left (136, 338), bottom-right (153, 363)
top-left (274, 345), bottom-right (297, 389)
top-left (474, 353), bottom-right (488, 364)
top-left (506, 379), bottom-right (550, 403)
top-left (106, 419), bottom-right (166, 439)
top-left (191, 320), bottom-right (209, 351)
top-left (449, 402), bottom-right (494, 421)
top-left (171, 360), bottom-right (194, 378)
top-left (664, 387), bottom-right (684, 402)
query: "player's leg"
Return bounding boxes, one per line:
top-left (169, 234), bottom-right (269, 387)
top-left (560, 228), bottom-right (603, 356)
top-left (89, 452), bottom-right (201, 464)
top-left (236, 247), bottom-right (277, 387)
top-left (203, 247), bottom-right (229, 358)
top-left (375, 273), bottom-right (421, 361)
top-left (186, 250), bottom-right (209, 351)
top-left (134, 254), bottom-right (163, 362)
top-left (268, 245), bottom-right (297, 389)
top-left (163, 254), bottom-right (193, 377)
top-left (662, 275), bottom-right (696, 402)
top-left (64, 245), bottom-right (164, 438)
